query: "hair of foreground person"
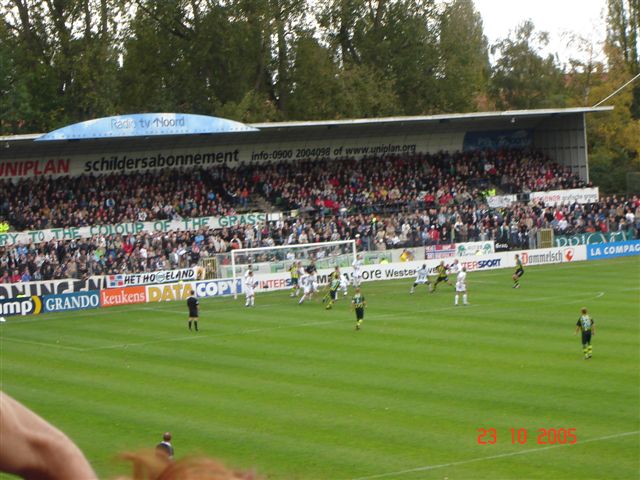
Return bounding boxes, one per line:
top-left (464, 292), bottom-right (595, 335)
top-left (116, 450), bottom-right (260, 480)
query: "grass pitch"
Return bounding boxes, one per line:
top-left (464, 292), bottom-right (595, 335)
top-left (1, 257), bottom-right (639, 480)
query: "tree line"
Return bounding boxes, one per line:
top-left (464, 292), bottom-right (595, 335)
top-left (1, 0), bottom-right (638, 192)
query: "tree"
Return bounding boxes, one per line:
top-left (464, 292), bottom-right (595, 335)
top-left (1, 0), bottom-right (122, 132)
top-left (489, 20), bottom-right (568, 110)
top-left (317, 0), bottom-right (441, 115)
top-left (606, 0), bottom-right (639, 118)
top-left (438, 0), bottom-right (490, 112)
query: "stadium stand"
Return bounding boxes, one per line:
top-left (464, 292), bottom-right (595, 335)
top-left (1, 149), bottom-right (638, 283)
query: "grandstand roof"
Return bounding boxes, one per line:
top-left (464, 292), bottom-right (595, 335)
top-left (0, 107), bottom-right (612, 160)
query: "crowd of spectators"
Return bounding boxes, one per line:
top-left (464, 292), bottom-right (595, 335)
top-left (1, 149), bottom-right (585, 231)
top-left (1, 149), bottom-right (637, 284)
top-left (0, 168), bottom-right (253, 231)
top-left (1, 195), bottom-right (638, 283)
top-left (250, 149), bottom-right (587, 214)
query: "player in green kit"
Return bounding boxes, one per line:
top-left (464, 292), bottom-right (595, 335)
top-left (575, 307), bottom-right (595, 359)
top-left (324, 267), bottom-right (341, 309)
top-left (352, 287), bottom-right (366, 330)
top-left (512, 254), bottom-right (524, 288)
top-left (289, 261), bottom-right (301, 297)
top-left (431, 261), bottom-right (452, 292)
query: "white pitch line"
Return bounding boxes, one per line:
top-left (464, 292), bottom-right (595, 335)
top-left (350, 430), bottom-right (640, 480)
top-left (0, 336), bottom-right (84, 351)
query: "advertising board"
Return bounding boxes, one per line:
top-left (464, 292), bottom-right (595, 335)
top-left (587, 240), bottom-right (640, 260)
top-left (0, 296), bottom-right (42, 317)
top-left (195, 279), bottom-right (243, 298)
top-left (146, 282), bottom-right (196, 303)
top-left (0, 277), bottom-right (102, 300)
top-left (100, 286), bottom-right (147, 307)
top-left (106, 268), bottom-right (199, 288)
top-left (42, 291), bottom-right (101, 313)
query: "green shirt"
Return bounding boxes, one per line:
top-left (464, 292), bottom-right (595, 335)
top-left (352, 294), bottom-right (365, 309)
top-left (290, 264), bottom-right (299, 279)
top-left (576, 315), bottom-right (594, 332)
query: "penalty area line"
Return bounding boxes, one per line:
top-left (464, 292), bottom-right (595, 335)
top-left (350, 430), bottom-right (640, 480)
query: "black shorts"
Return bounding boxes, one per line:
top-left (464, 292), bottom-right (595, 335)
top-left (515, 269), bottom-right (524, 278)
top-left (291, 277), bottom-right (299, 286)
top-left (435, 275), bottom-right (448, 283)
top-left (355, 308), bottom-right (364, 320)
top-left (581, 330), bottom-right (592, 345)
top-left (330, 288), bottom-right (338, 300)
top-left (188, 310), bottom-right (199, 318)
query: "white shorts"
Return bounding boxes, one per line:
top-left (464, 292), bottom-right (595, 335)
top-left (245, 287), bottom-right (255, 296)
top-left (455, 283), bottom-right (466, 293)
top-left (303, 285), bottom-right (313, 295)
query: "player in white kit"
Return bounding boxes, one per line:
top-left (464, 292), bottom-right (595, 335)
top-left (339, 273), bottom-right (349, 296)
top-left (410, 264), bottom-right (431, 294)
top-left (352, 254), bottom-right (363, 287)
top-left (244, 270), bottom-right (258, 307)
top-left (298, 273), bottom-right (316, 304)
top-left (454, 266), bottom-right (468, 306)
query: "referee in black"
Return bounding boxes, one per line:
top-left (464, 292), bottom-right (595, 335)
top-left (575, 307), bottom-right (595, 359)
top-left (187, 290), bottom-right (199, 331)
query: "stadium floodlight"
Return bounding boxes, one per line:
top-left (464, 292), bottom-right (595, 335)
top-left (228, 240), bottom-right (357, 299)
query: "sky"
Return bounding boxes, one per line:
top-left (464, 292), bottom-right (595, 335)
top-left (472, 0), bottom-right (608, 65)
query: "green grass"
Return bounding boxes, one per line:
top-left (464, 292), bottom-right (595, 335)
top-left (1, 257), bottom-right (639, 480)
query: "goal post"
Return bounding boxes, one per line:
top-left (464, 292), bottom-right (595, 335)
top-left (229, 240), bottom-right (357, 299)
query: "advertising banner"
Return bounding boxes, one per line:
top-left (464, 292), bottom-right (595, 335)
top-left (487, 194), bottom-right (517, 208)
top-left (42, 291), bottom-right (100, 313)
top-left (0, 213), bottom-right (267, 247)
top-left (195, 279), bottom-right (243, 298)
top-left (456, 241), bottom-right (495, 257)
top-left (425, 241), bottom-right (494, 259)
top-left (425, 244), bottom-right (456, 259)
top-left (529, 188), bottom-right (599, 206)
top-left (554, 231), bottom-right (630, 247)
top-left (0, 296), bottom-right (42, 317)
top-left (146, 282), bottom-right (196, 303)
top-left (106, 268), bottom-right (198, 288)
top-left (463, 129), bottom-right (533, 150)
top-left (1, 132), bottom-right (459, 181)
top-left (484, 188), bottom-right (599, 208)
top-left (0, 277), bottom-right (103, 300)
top-left (587, 240), bottom-right (640, 260)
top-left (100, 286), bottom-right (147, 307)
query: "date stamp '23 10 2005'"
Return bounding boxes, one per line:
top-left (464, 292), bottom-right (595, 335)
top-left (477, 428), bottom-right (577, 445)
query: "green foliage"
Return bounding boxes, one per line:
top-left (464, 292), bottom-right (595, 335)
top-left (438, 0), bottom-right (490, 112)
top-left (0, 0), bottom-right (638, 193)
top-left (489, 21), bottom-right (568, 110)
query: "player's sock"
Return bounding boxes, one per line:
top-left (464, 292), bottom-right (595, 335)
top-left (587, 345), bottom-right (592, 357)
top-left (455, 294), bottom-right (459, 305)
top-left (188, 321), bottom-right (192, 330)
top-left (583, 345), bottom-right (588, 357)
top-left (463, 294), bottom-right (468, 305)
top-left (194, 321), bottom-right (198, 331)
top-left (298, 296), bottom-right (305, 304)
